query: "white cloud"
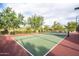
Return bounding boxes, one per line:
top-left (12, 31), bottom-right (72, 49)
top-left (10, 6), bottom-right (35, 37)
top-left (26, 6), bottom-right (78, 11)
top-left (5, 3), bottom-right (79, 26)
top-left (1, 0), bottom-right (79, 3)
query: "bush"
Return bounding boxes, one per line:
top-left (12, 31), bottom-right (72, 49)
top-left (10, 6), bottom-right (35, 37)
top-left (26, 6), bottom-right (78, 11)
top-left (15, 30), bottom-right (26, 34)
top-left (10, 31), bottom-right (15, 35)
top-left (0, 29), bottom-right (9, 35)
top-left (26, 28), bottom-right (33, 33)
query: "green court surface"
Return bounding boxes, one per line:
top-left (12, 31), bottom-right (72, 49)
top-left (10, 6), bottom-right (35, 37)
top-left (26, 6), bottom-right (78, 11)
top-left (15, 33), bottom-right (67, 56)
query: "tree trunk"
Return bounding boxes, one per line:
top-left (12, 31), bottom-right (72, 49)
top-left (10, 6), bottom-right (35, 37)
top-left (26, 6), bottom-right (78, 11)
top-left (3, 28), bottom-right (9, 34)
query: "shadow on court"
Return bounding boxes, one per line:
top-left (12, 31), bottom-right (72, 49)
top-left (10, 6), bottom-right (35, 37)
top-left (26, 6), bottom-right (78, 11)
top-left (20, 40), bottom-right (49, 56)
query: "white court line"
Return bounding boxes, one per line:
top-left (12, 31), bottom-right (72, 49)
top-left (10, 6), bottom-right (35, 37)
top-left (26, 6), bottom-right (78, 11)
top-left (11, 33), bottom-right (67, 56)
top-left (44, 34), bottom-right (67, 56)
top-left (12, 37), bottom-right (34, 56)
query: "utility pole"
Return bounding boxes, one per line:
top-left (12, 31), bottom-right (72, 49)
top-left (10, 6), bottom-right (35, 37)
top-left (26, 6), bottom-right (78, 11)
top-left (74, 7), bottom-right (79, 32)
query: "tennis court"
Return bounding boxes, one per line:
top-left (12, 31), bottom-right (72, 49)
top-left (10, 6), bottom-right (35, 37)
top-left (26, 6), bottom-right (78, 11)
top-left (15, 32), bottom-right (67, 56)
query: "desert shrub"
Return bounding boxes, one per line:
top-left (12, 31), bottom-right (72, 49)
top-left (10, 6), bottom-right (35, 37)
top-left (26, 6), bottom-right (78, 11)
top-left (10, 31), bottom-right (16, 35)
top-left (15, 30), bottom-right (26, 34)
top-left (12, 28), bottom-right (26, 34)
top-left (26, 28), bottom-right (33, 33)
top-left (0, 29), bottom-right (9, 35)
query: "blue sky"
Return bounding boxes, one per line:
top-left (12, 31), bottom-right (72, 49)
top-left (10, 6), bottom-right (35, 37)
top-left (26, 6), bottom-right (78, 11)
top-left (0, 3), bottom-right (6, 11)
top-left (0, 3), bottom-right (4, 8)
top-left (0, 3), bottom-right (79, 26)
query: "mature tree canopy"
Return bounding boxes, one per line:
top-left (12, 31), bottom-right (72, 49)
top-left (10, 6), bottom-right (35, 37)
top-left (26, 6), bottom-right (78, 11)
top-left (0, 7), bottom-right (25, 34)
top-left (0, 7), bottom-right (24, 30)
top-left (65, 21), bottom-right (77, 32)
top-left (52, 21), bottom-right (64, 32)
top-left (27, 15), bottom-right (44, 29)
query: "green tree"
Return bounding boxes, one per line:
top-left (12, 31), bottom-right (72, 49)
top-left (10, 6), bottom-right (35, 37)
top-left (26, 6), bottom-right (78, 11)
top-left (44, 25), bottom-right (50, 32)
top-left (0, 7), bottom-right (24, 34)
top-left (65, 21), bottom-right (77, 32)
top-left (12, 13), bottom-right (24, 29)
top-left (52, 21), bottom-right (64, 32)
top-left (27, 15), bottom-right (44, 33)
